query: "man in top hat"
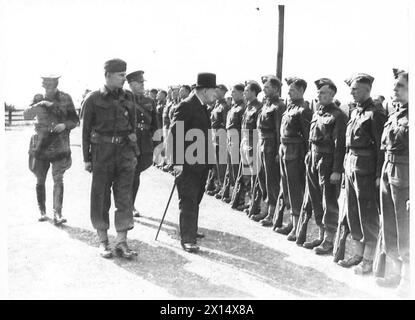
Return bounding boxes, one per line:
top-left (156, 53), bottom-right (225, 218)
top-left (24, 74), bottom-right (79, 224)
top-left (337, 73), bottom-right (386, 274)
top-left (215, 83), bottom-right (246, 203)
top-left (275, 77), bottom-right (313, 241)
top-left (126, 70), bottom-right (158, 218)
top-left (297, 78), bottom-right (347, 254)
top-left (376, 69), bottom-right (410, 295)
top-left (167, 73), bottom-right (217, 253)
top-left (82, 58), bottom-right (138, 259)
top-left (205, 84), bottom-right (229, 196)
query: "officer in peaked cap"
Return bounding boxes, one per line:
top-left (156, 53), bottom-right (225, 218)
top-left (24, 73), bottom-right (79, 224)
top-left (126, 70), bottom-right (158, 218)
top-left (338, 73), bottom-right (386, 275)
top-left (82, 58), bottom-right (139, 259)
top-left (275, 77), bottom-right (312, 241)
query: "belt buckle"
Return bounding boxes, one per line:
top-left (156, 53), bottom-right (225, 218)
top-left (111, 136), bottom-right (120, 144)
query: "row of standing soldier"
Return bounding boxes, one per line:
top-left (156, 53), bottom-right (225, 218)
top-left (25, 60), bottom-right (409, 295)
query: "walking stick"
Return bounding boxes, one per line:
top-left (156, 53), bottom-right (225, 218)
top-left (155, 174), bottom-right (177, 241)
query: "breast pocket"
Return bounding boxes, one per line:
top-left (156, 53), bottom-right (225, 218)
top-left (351, 116), bottom-right (372, 146)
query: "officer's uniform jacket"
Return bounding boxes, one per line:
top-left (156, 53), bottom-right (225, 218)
top-left (345, 97), bottom-right (386, 177)
top-left (134, 94), bottom-right (158, 155)
top-left (211, 98), bottom-right (229, 129)
top-left (309, 102), bottom-right (348, 173)
top-left (25, 90), bottom-right (79, 160)
top-left (81, 86), bottom-right (136, 163)
top-left (156, 101), bottom-right (166, 130)
top-left (257, 96), bottom-right (285, 141)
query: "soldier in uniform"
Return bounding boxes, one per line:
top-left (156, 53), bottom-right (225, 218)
top-left (275, 77), bottom-right (312, 241)
top-left (126, 71), bottom-right (158, 218)
top-left (205, 84), bottom-right (229, 196)
top-left (215, 83), bottom-right (245, 203)
top-left (167, 73), bottom-right (217, 253)
top-left (297, 78), bottom-right (347, 254)
top-left (376, 70), bottom-right (409, 294)
top-left (337, 73), bottom-right (386, 275)
top-left (250, 77), bottom-right (285, 226)
top-left (162, 86), bottom-right (180, 172)
top-left (82, 59), bottom-right (138, 259)
top-left (154, 89), bottom-right (168, 168)
top-left (149, 88), bottom-right (158, 102)
top-left (230, 81), bottom-right (262, 211)
top-left (24, 74), bottom-right (79, 224)
top-left (179, 85), bottom-right (191, 101)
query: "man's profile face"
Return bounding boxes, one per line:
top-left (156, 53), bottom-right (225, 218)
top-left (393, 76), bottom-right (408, 104)
top-left (128, 80), bottom-right (145, 95)
top-left (172, 88), bottom-right (180, 100)
top-left (157, 91), bottom-right (166, 101)
top-left (243, 87), bottom-right (256, 101)
top-left (317, 85), bottom-right (335, 106)
top-left (150, 91), bottom-right (157, 100)
top-left (106, 72), bottom-right (126, 89)
top-left (179, 87), bottom-right (190, 100)
top-left (231, 88), bottom-right (244, 102)
top-left (350, 81), bottom-right (370, 103)
top-left (263, 81), bottom-right (278, 98)
top-left (288, 83), bottom-right (304, 100)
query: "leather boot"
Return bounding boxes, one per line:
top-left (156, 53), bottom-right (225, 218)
top-left (333, 223), bottom-right (350, 263)
top-left (286, 215), bottom-right (299, 241)
top-left (295, 214), bottom-right (310, 246)
top-left (354, 258), bottom-right (373, 275)
top-left (251, 205), bottom-right (268, 222)
top-left (303, 225), bottom-right (324, 249)
top-left (247, 188), bottom-right (261, 217)
top-left (36, 184), bottom-right (47, 221)
top-left (97, 230), bottom-right (112, 258)
top-left (260, 205), bottom-right (276, 227)
top-left (272, 198), bottom-right (285, 230)
top-left (114, 231), bottom-right (137, 259)
top-left (314, 231), bottom-right (335, 255)
top-left (53, 184), bottom-right (66, 225)
top-left (275, 221), bottom-right (293, 235)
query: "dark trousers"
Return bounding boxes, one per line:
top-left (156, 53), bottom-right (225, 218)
top-left (219, 145), bottom-right (239, 199)
top-left (29, 155), bottom-right (72, 213)
top-left (257, 137), bottom-right (280, 207)
top-left (206, 144), bottom-right (227, 191)
top-left (305, 151), bottom-right (340, 234)
top-left (176, 166), bottom-right (210, 244)
top-left (380, 160), bottom-right (409, 264)
top-left (344, 153), bottom-right (379, 246)
top-left (132, 153), bottom-right (153, 207)
top-left (279, 143), bottom-right (306, 216)
top-left (90, 143), bottom-right (137, 232)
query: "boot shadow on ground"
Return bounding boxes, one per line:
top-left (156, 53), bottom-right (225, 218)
top-left (55, 222), bottom-right (251, 298)
top-left (138, 215), bottom-right (372, 299)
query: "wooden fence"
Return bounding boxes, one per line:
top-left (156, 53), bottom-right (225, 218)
top-left (4, 108), bottom-right (81, 127)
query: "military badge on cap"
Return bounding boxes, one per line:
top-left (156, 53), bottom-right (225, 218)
top-left (216, 84), bottom-right (228, 92)
top-left (233, 83), bottom-right (245, 91)
top-left (285, 77), bottom-right (307, 91)
top-left (392, 68), bottom-right (407, 79)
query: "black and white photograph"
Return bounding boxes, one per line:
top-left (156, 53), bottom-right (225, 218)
top-left (0, 0), bottom-right (414, 303)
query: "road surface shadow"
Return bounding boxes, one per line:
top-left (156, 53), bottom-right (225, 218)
top-left (139, 216), bottom-right (372, 299)
top-left (56, 223), bottom-right (252, 298)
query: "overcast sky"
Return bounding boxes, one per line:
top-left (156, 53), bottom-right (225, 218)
top-left (0, 0), bottom-right (412, 107)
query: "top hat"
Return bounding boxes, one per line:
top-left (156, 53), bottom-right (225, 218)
top-left (195, 73), bottom-right (218, 89)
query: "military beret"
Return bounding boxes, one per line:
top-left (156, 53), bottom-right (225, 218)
top-left (261, 74), bottom-right (277, 84)
top-left (180, 85), bottom-right (191, 92)
top-left (344, 73), bottom-right (374, 87)
top-left (393, 68), bottom-right (408, 80)
top-left (217, 84), bottom-right (228, 92)
top-left (159, 90), bottom-right (167, 96)
top-left (233, 83), bottom-right (245, 91)
top-left (285, 77), bottom-right (307, 91)
top-left (126, 70), bottom-right (145, 83)
top-left (104, 58), bottom-right (127, 73)
top-left (150, 88), bottom-right (158, 94)
top-left (245, 80), bottom-right (262, 95)
top-left (314, 78), bottom-right (337, 94)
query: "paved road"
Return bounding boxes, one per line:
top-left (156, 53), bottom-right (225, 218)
top-left (5, 127), bottom-right (401, 299)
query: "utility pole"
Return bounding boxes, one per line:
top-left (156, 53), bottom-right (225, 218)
top-left (276, 5), bottom-right (285, 81)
